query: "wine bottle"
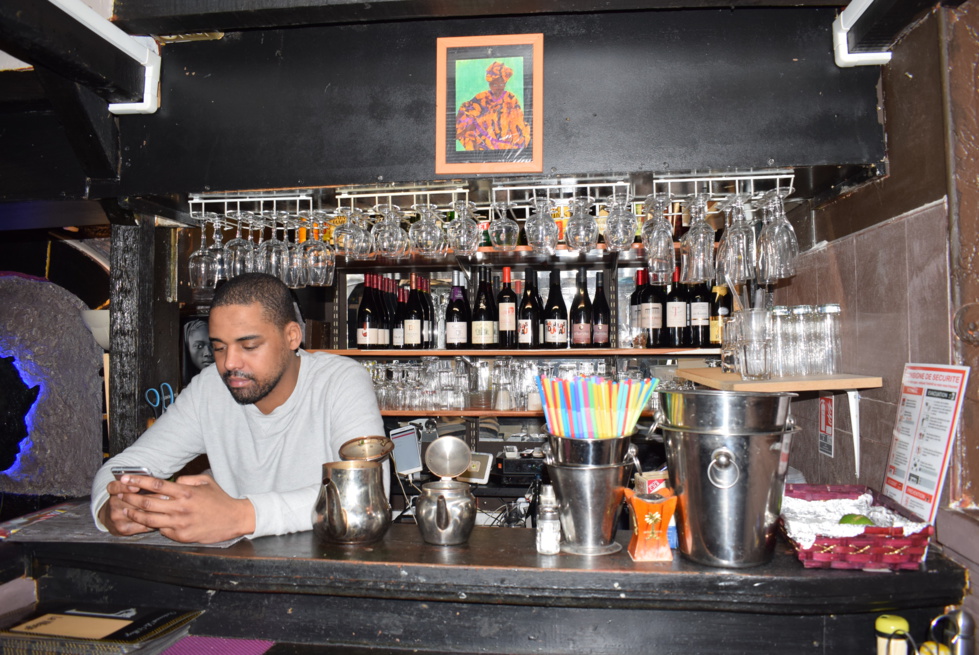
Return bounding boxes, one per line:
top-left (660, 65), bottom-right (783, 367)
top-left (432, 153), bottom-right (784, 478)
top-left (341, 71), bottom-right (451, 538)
top-left (376, 274), bottom-right (391, 347)
top-left (533, 270), bottom-right (545, 345)
top-left (630, 269), bottom-right (646, 348)
top-left (471, 267), bottom-right (496, 349)
top-left (418, 276), bottom-right (432, 349)
top-left (664, 266), bottom-right (688, 347)
top-left (517, 267), bottom-right (542, 349)
top-left (355, 273), bottom-right (380, 349)
top-left (709, 284), bottom-right (732, 345)
top-left (445, 270), bottom-right (471, 349)
top-left (543, 269), bottom-right (569, 349)
top-left (688, 281), bottom-right (711, 347)
top-left (391, 284), bottom-right (408, 349)
top-left (592, 271), bottom-right (611, 348)
top-left (403, 273), bottom-right (424, 349)
top-left (640, 272), bottom-right (666, 348)
top-left (497, 266), bottom-right (518, 348)
top-left (569, 267), bottom-right (592, 348)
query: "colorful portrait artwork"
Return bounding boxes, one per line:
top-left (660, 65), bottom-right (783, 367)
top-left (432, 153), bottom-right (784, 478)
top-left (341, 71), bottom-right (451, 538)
top-left (436, 34), bottom-right (543, 175)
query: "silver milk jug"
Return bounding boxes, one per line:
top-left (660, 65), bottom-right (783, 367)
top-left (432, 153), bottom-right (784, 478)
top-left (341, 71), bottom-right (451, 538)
top-left (416, 480), bottom-right (476, 546)
top-left (313, 460), bottom-right (391, 545)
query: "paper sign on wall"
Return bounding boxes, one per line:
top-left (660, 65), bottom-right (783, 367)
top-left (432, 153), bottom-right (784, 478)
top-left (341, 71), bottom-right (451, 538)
top-left (882, 364), bottom-right (970, 523)
top-left (818, 392), bottom-right (834, 458)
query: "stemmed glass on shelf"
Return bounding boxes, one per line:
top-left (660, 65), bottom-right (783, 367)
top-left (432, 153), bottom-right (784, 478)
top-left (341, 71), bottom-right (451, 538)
top-left (303, 210), bottom-right (336, 287)
top-left (283, 215), bottom-right (310, 289)
top-left (641, 193), bottom-right (675, 285)
top-left (372, 203), bottom-right (410, 258)
top-left (603, 192), bottom-right (638, 253)
top-left (409, 203), bottom-right (447, 257)
top-left (679, 193), bottom-right (715, 284)
top-left (565, 195), bottom-right (599, 254)
top-left (258, 211), bottom-right (291, 283)
top-left (488, 201), bottom-right (520, 251)
top-left (715, 194), bottom-right (755, 286)
top-left (224, 210), bottom-right (256, 278)
top-left (755, 189), bottom-right (799, 285)
top-left (524, 196), bottom-right (559, 256)
top-left (206, 215), bottom-right (228, 283)
top-left (188, 212), bottom-right (218, 292)
top-left (446, 200), bottom-right (481, 256)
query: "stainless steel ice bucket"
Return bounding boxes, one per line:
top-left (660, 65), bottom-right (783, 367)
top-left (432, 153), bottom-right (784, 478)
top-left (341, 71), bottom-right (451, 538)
top-left (544, 433), bottom-right (634, 467)
top-left (657, 389), bottom-right (796, 432)
top-left (546, 461), bottom-right (631, 556)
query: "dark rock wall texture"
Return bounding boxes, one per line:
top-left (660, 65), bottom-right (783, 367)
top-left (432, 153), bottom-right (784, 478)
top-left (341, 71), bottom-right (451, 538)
top-left (0, 274), bottom-right (103, 496)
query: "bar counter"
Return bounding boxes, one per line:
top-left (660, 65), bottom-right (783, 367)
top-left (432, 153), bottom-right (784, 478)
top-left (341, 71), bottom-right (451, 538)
top-left (5, 524), bottom-right (966, 654)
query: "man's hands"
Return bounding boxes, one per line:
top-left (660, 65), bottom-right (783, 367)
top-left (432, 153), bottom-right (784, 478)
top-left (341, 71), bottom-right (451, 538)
top-left (99, 474), bottom-right (256, 544)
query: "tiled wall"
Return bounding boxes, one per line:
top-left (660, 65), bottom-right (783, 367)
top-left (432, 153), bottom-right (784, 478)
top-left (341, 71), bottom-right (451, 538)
top-left (775, 199), bottom-right (951, 488)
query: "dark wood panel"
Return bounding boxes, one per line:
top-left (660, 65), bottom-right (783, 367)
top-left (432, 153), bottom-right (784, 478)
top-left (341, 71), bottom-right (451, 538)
top-left (116, 8), bottom-right (884, 196)
top-left (0, 112), bottom-right (90, 202)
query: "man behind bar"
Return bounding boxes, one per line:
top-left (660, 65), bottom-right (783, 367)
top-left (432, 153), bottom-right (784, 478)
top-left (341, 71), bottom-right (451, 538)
top-left (90, 273), bottom-right (384, 543)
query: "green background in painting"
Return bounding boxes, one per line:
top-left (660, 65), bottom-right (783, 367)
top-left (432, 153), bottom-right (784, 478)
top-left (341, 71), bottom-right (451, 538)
top-left (454, 56), bottom-right (526, 152)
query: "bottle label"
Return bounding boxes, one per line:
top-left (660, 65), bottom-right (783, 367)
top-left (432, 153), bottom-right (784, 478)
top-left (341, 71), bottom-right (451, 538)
top-left (378, 327), bottom-right (389, 346)
top-left (690, 301), bottom-right (710, 326)
top-left (517, 319), bottom-right (535, 344)
top-left (666, 302), bottom-right (687, 328)
top-left (630, 305), bottom-right (640, 329)
top-left (356, 326), bottom-right (377, 346)
top-left (592, 324), bottom-right (609, 344)
top-left (709, 317), bottom-right (723, 344)
top-left (422, 320), bottom-right (432, 344)
top-left (571, 323), bottom-right (591, 345)
top-left (544, 319), bottom-right (568, 343)
top-left (445, 322), bottom-right (468, 345)
top-left (640, 303), bottom-right (662, 329)
top-left (404, 320), bottom-right (422, 346)
top-left (498, 302), bottom-right (516, 331)
top-left (393, 327), bottom-right (405, 347)
top-left (472, 321), bottom-right (494, 345)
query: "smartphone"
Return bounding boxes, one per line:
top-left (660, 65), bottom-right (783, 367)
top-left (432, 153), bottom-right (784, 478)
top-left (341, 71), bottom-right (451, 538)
top-left (111, 466), bottom-right (153, 493)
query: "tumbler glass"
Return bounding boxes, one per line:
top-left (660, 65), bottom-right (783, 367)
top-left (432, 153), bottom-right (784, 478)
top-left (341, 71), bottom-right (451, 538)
top-left (740, 340), bottom-right (772, 381)
top-left (814, 304), bottom-right (842, 375)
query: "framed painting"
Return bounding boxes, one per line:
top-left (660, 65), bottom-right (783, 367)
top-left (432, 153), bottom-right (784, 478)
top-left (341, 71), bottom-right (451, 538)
top-left (436, 33), bottom-right (543, 175)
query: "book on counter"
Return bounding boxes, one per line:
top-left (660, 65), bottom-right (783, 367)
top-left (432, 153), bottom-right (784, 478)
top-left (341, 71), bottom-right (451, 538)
top-left (0, 603), bottom-right (202, 654)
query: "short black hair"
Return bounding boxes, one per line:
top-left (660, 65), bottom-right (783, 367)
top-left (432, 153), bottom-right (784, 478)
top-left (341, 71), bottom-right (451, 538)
top-left (210, 273), bottom-right (296, 328)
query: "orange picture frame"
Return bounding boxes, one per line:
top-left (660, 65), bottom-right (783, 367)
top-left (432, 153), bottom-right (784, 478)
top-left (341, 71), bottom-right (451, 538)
top-left (435, 33), bottom-right (544, 175)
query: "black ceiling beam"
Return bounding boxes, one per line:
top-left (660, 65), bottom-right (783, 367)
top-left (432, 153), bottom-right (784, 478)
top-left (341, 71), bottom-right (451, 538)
top-left (112, 0), bottom-right (840, 35)
top-left (0, 200), bottom-right (108, 231)
top-left (847, 0), bottom-right (968, 53)
top-left (0, 0), bottom-right (145, 104)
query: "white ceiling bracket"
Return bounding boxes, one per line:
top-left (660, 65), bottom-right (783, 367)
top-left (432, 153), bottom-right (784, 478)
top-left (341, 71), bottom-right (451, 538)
top-left (47, 0), bottom-right (162, 114)
top-left (833, 0), bottom-right (893, 68)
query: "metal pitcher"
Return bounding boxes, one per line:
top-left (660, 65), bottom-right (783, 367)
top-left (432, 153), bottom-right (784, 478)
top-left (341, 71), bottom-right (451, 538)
top-left (416, 480), bottom-right (476, 546)
top-left (313, 460), bottom-right (391, 545)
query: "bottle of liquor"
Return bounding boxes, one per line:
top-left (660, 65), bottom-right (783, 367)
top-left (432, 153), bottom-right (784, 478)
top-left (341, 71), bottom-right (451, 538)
top-left (445, 270), bottom-right (471, 349)
top-left (376, 274), bottom-right (392, 348)
top-left (688, 281), bottom-right (711, 347)
top-left (416, 276), bottom-right (430, 349)
top-left (640, 271), bottom-right (666, 348)
top-left (709, 284), bottom-right (732, 346)
top-left (630, 269), bottom-right (646, 347)
top-left (532, 270), bottom-right (545, 345)
top-left (391, 284), bottom-right (408, 349)
top-left (569, 267), bottom-right (592, 348)
top-left (592, 270), bottom-right (611, 348)
top-left (664, 266), bottom-right (688, 347)
top-left (543, 269), bottom-right (569, 349)
top-left (356, 273), bottom-right (380, 349)
top-left (471, 267), bottom-right (496, 349)
top-left (517, 267), bottom-right (542, 349)
top-left (497, 266), bottom-right (519, 348)
top-left (403, 273), bottom-right (425, 349)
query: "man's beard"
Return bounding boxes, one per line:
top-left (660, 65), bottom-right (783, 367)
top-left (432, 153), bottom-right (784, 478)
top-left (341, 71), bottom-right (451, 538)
top-left (222, 367), bottom-right (286, 406)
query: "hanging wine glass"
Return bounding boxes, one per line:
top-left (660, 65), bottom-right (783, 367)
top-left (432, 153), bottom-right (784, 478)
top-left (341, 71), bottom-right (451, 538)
top-left (206, 214), bottom-right (228, 283)
top-left (488, 201), bottom-right (520, 251)
top-left (409, 203), bottom-right (446, 257)
top-left (224, 210), bottom-right (255, 278)
top-left (565, 195), bottom-right (599, 254)
top-left (642, 193), bottom-right (675, 284)
top-left (372, 203), bottom-right (410, 258)
top-left (756, 189), bottom-right (798, 284)
top-left (446, 200), bottom-right (481, 256)
top-left (303, 210), bottom-right (336, 287)
top-left (715, 194), bottom-right (755, 285)
top-left (346, 208), bottom-right (376, 260)
top-left (603, 193), bottom-right (638, 253)
top-left (258, 212), bottom-right (290, 282)
top-left (188, 212), bottom-right (218, 291)
top-left (524, 196), bottom-right (559, 255)
top-left (283, 214), bottom-right (310, 289)
top-left (679, 193), bottom-right (715, 284)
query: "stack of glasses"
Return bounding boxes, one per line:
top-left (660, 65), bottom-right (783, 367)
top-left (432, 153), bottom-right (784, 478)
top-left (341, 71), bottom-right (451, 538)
top-left (721, 304), bottom-right (842, 380)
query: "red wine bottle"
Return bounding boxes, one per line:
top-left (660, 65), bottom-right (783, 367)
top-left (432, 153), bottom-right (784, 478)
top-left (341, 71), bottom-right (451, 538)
top-left (445, 270), bottom-right (471, 349)
top-left (403, 273), bottom-right (425, 349)
top-left (569, 267), bottom-right (592, 348)
top-left (356, 273), bottom-right (380, 349)
top-left (517, 267), bottom-right (542, 349)
top-left (391, 284), bottom-right (408, 349)
top-left (543, 269), bottom-right (568, 349)
top-left (592, 271), bottom-right (611, 348)
top-left (640, 272), bottom-right (666, 348)
top-left (688, 281), bottom-right (711, 347)
top-left (471, 267), bottom-right (496, 349)
top-left (664, 266), bottom-right (688, 347)
top-left (497, 266), bottom-right (518, 348)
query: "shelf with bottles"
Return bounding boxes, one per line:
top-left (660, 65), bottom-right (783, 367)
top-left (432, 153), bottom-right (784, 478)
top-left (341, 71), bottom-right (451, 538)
top-left (314, 348), bottom-right (718, 357)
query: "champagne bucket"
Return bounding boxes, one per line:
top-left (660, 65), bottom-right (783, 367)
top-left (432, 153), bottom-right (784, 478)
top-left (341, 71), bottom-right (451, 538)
top-left (546, 461), bottom-right (631, 556)
top-left (544, 433), bottom-right (633, 467)
top-left (663, 425), bottom-right (799, 567)
top-left (657, 389), bottom-right (796, 432)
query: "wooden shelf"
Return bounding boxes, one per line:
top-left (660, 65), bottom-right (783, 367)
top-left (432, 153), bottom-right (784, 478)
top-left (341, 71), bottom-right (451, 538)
top-left (380, 409), bottom-right (543, 417)
top-left (676, 367), bottom-right (882, 392)
top-left (314, 348), bottom-right (719, 357)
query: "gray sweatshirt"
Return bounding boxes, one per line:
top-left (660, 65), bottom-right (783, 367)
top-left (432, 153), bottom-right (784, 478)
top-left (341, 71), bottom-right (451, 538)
top-left (90, 350), bottom-right (384, 538)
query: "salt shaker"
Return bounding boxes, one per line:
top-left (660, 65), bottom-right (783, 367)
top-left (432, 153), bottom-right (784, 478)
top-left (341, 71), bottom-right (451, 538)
top-left (536, 484), bottom-right (561, 555)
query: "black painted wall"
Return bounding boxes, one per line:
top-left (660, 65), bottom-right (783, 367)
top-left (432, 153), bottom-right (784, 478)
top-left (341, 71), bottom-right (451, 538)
top-left (114, 7), bottom-right (883, 196)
